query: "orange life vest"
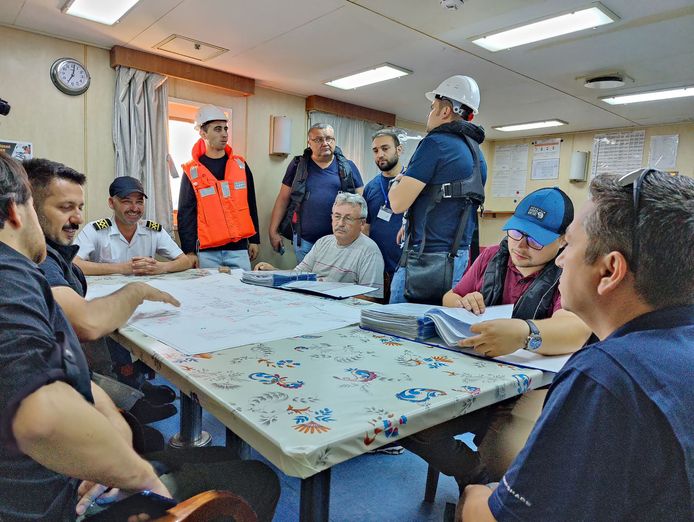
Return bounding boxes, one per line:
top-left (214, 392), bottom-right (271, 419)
top-left (182, 139), bottom-right (256, 249)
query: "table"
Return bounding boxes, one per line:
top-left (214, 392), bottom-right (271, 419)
top-left (94, 271), bottom-right (547, 521)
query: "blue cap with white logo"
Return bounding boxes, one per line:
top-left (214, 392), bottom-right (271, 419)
top-left (502, 187), bottom-right (573, 246)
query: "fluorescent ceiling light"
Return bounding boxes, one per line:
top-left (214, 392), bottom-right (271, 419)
top-left (494, 120), bottom-right (568, 132)
top-left (62, 0), bottom-right (141, 25)
top-left (472, 4), bottom-right (617, 52)
top-left (325, 64), bottom-right (411, 90)
top-left (601, 86), bottom-right (694, 105)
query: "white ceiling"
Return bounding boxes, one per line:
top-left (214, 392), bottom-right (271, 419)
top-left (3, 0), bottom-right (694, 139)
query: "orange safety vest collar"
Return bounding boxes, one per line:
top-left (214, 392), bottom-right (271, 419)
top-left (182, 139), bottom-right (256, 249)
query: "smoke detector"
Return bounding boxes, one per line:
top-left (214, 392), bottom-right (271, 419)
top-left (584, 75), bottom-right (625, 89)
top-left (440, 0), bottom-right (464, 10)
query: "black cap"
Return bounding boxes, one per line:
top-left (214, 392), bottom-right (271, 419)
top-left (109, 176), bottom-right (148, 199)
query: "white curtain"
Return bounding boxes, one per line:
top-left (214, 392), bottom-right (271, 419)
top-left (308, 111), bottom-right (381, 182)
top-left (113, 66), bottom-right (173, 232)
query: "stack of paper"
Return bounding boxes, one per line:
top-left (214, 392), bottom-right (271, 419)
top-left (360, 303), bottom-right (439, 341)
top-left (360, 303), bottom-right (514, 344)
top-left (241, 270), bottom-right (316, 287)
top-left (425, 305), bottom-right (513, 346)
top-left (281, 280), bottom-right (377, 299)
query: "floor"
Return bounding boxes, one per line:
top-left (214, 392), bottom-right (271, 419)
top-left (149, 377), bottom-right (466, 522)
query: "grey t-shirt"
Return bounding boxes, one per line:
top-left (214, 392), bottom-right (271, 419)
top-left (296, 234), bottom-right (384, 297)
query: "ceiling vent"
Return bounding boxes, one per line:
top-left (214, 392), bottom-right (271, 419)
top-left (584, 75), bottom-right (625, 89)
top-left (155, 35), bottom-right (227, 62)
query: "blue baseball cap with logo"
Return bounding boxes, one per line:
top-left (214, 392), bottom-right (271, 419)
top-left (502, 187), bottom-right (573, 246)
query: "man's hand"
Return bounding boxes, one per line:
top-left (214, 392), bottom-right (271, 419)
top-left (76, 477), bottom-right (172, 517)
top-left (127, 282), bottom-right (181, 307)
top-left (456, 291), bottom-right (486, 315)
top-left (186, 253), bottom-right (198, 268)
top-left (269, 230), bottom-right (283, 253)
top-left (396, 225), bottom-right (405, 245)
top-left (248, 243), bottom-right (259, 262)
top-left (254, 262), bottom-right (275, 271)
top-left (130, 257), bottom-right (167, 276)
top-left (458, 318), bottom-right (529, 357)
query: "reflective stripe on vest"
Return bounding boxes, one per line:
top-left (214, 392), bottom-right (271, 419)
top-left (182, 156), bottom-right (255, 248)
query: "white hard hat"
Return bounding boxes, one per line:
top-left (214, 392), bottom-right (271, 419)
top-left (194, 104), bottom-right (228, 130)
top-left (425, 75), bottom-right (480, 114)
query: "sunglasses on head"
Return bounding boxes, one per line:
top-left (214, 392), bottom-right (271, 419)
top-left (506, 229), bottom-right (544, 250)
top-left (617, 168), bottom-right (661, 271)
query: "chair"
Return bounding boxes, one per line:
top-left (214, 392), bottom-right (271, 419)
top-left (153, 490), bottom-right (258, 522)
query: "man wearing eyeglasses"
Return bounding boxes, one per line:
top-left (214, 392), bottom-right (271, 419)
top-left (461, 170), bottom-right (694, 521)
top-left (269, 123), bottom-right (364, 263)
top-left (401, 187), bottom-right (591, 493)
top-left (258, 192), bottom-right (383, 299)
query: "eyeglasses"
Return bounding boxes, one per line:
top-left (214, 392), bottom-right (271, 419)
top-left (310, 136), bottom-right (336, 145)
top-left (506, 229), bottom-right (544, 250)
top-left (331, 213), bottom-right (361, 225)
top-left (617, 168), bottom-right (658, 271)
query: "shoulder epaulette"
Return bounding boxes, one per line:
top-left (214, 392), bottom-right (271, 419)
top-left (146, 220), bottom-right (162, 232)
top-left (92, 218), bottom-right (112, 230)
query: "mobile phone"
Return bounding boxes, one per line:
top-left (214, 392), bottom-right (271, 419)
top-left (84, 491), bottom-right (176, 521)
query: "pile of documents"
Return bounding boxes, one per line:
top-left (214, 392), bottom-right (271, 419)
top-left (360, 303), bottom-right (439, 341)
top-left (241, 270), bottom-right (316, 287)
top-left (360, 303), bottom-right (513, 344)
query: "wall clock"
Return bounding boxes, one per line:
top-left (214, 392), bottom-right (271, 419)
top-left (50, 57), bottom-right (91, 96)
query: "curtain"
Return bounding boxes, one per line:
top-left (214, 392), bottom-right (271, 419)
top-left (113, 66), bottom-right (173, 232)
top-left (308, 111), bottom-right (381, 182)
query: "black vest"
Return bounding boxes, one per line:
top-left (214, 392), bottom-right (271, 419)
top-left (480, 238), bottom-right (562, 320)
top-left (279, 146), bottom-right (356, 244)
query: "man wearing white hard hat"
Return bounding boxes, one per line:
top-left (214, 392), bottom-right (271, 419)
top-left (389, 75), bottom-right (487, 305)
top-left (178, 105), bottom-right (260, 270)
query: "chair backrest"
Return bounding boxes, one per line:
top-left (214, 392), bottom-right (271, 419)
top-left (153, 490), bottom-right (258, 522)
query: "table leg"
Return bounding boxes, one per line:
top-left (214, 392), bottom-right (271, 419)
top-left (225, 428), bottom-right (251, 459)
top-left (424, 464), bottom-right (440, 502)
top-left (300, 469), bottom-right (331, 522)
top-left (169, 392), bottom-right (212, 448)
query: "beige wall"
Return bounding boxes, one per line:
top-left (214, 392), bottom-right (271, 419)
top-left (0, 26), bottom-right (115, 219)
top-left (479, 123), bottom-right (694, 245)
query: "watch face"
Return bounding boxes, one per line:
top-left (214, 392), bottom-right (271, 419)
top-left (528, 336), bottom-right (543, 351)
top-left (51, 59), bottom-right (91, 96)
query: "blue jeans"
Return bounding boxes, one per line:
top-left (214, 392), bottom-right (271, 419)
top-left (198, 250), bottom-right (251, 271)
top-left (293, 234), bottom-right (314, 264)
top-left (389, 248), bottom-right (469, 304)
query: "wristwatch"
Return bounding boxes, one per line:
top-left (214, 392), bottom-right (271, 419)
top-left (524, 319), bottom-right (542, 352)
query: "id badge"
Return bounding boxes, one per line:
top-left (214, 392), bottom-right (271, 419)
top-left (377, 206), bottom-right (393, 222)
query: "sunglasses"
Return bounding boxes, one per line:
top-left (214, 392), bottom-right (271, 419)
top-left (617, 168), bottom-right (659, 271)
top-left (506, 229), bottom-right (544, 250)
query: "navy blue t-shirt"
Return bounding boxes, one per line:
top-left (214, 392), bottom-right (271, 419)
top-left (0, 241), bottom-right (93, 521)
top-left (363, 172), bottom-right (404, 274)
top-left (489, 305), bottom-right (694, 521)
top-left (282, 156), bottom-right (363, 244)
top-left (405, 132), bottom-right (487, 252)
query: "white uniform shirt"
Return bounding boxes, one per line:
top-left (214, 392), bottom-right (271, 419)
top-left (76, 219), bottom-right (183, 263)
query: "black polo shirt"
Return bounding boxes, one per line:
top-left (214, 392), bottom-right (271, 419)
top-left (0, 241), bottom-right (93, 521)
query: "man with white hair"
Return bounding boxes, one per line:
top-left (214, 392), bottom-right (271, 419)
top-left (257, 192), bottom-right (384, 299)
top-left (178, 104), bottom-right (260, 270)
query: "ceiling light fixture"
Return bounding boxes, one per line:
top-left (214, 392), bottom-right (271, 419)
top-left (584, 75), bottom-right (625, 89)
top-left (493, 120), bottom-right (568, 132)
top-left (471, 3), bottom-right (618, 52)
top-left (601, 86), bottom-right (694, 105)
top-left (62, 0), bottom-right (141, 25)
top-left (325, 64), bottom-right (411, 90)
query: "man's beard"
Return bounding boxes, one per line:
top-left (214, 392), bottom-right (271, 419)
top-left (377, 156), bottom-right (399, 173)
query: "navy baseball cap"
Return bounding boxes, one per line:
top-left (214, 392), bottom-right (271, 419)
top-left (502, 187), bottom-right (573, 246)
top-left (109, 176), bottom-right (148, 199)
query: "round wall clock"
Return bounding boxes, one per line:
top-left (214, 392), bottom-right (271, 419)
top-left (50, 58), bottom-right (91, 96)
